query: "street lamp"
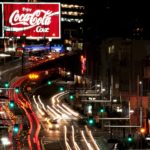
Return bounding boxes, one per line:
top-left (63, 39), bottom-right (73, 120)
top-left (66, 72), bottom-right (71, 76)
top-left (140, 128), bottom-right (146, 134)
top-left (21, 34), bottom-right (26, 74)
top-left (139, 81), bottom-right (143, 127)
top-left (1, 137), bottom-right (11, 150)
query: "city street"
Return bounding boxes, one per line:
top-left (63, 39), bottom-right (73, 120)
top-left (0, 1), bottom-right (150, 150)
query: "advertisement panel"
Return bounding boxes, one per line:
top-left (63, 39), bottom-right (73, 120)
top-left (1, 2), bottom-right (61, 39)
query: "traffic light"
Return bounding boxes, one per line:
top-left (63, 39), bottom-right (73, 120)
top-left (69, 92), bottom-right (75, 101)
top-left (47, 80), bottom-right (52, 85)
top-left (99, 107), bottom-right (105, 113)
top-left (13, 124), bottom-right (19, 134)
top-left (127, 134), bottom-right (133, 142)
top-left (15, 87), bottom-right (20, 93)
top-left (9, 100), bottom-right (15, 109)
top-left (59, 86), bottom-right (64, 92)
top-left (4, 82), bottom-right (9, 88)
top-left (87, 116), bottom-right (95, 126)
top-left (69, 95), bottom-right (74, 100)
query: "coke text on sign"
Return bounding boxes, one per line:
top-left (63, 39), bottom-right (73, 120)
top-left (2, 3), bottom-right (61, 39)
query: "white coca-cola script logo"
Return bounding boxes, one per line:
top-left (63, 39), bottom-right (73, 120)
top-left (4, 9), bottom-right (59, 32)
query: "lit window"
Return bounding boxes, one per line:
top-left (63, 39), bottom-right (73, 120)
top-left (108, 45), bottom-right (115, 54)
top-left (61, 18), bottom-right (83, 23)
top-left (61, 4), bottom-right (84, 9)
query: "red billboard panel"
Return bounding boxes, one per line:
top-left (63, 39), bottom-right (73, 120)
top-left (2, 3), bottom-right (61, 39)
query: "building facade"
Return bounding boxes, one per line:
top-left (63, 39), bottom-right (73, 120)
top-left (86, 37), bottom-right (150, 97)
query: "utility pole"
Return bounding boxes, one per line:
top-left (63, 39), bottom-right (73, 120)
top-left (21, 34), bottom-right (26, 75)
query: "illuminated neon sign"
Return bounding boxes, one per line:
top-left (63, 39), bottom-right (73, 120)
top-left (1, 2), bottom-right (61, 39)
top-left (51, 44), bottom-right (64, 53)
top-left (24, 45), bottom-right (50, 52)
top-left (80, 55), bottom-right (86, 74)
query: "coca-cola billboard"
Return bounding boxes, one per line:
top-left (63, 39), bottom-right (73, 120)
top-left (1, 3), bottom-right (61, 39)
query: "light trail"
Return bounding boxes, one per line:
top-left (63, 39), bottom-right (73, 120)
top-left (11, 76), bottom-right (41, 150)
top-left (37, 95), bottom-right (46, 111)
top-left (57, 104), bottom-right (72, 117)
top-left (71, 126), bottom-right (80, 150)
top-left (85, 126), bottom-right (100, 150)
top-left (52, 105), bottom-right (70, 119)
top-left (64, 126), bottom-right (72, 150)
top-left (46, 108), bottom-right (57, 119)
top-left (80, 130), bottom-right (93, 150)
top-left (47, 105), bottom-right (61, 119)
top-left (62, 104), bottom-right (79, 117)
top-left (33, 95), bottom-right (45, 116)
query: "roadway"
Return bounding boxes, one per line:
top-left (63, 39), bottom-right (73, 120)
top-left (31, 80), bottom-right (112, 150)
top-left (0, 53), bottom-right (113, 150)
top-left (7, 75), bottom-right (41, 150)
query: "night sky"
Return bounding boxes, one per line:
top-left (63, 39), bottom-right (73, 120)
top-left (84, 0), bottom-right (150, 40)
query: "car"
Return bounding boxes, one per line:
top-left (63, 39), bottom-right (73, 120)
top-left (47, 119), bottom-right (60, 130)
top-left (28, 56), bottom-right (38, 62)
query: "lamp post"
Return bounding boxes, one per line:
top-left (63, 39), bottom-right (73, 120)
top-left (21, 48), bottom-right (24, 74)
top-left (21, 34), bottom-right (26, 75)
top-left (139, 81), bottom-right (143, 107)
top-left (139, 81), bottom-right (144, 149)
top-left (139, 81), bottom-right (143, 127)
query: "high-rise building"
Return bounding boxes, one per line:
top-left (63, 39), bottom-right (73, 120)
top-left (89, 38), bottom-right (150, 97)
top-left (60, 2), bottom-right (84, 51)
top-left (30, 0), bottom-right (85, 51)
